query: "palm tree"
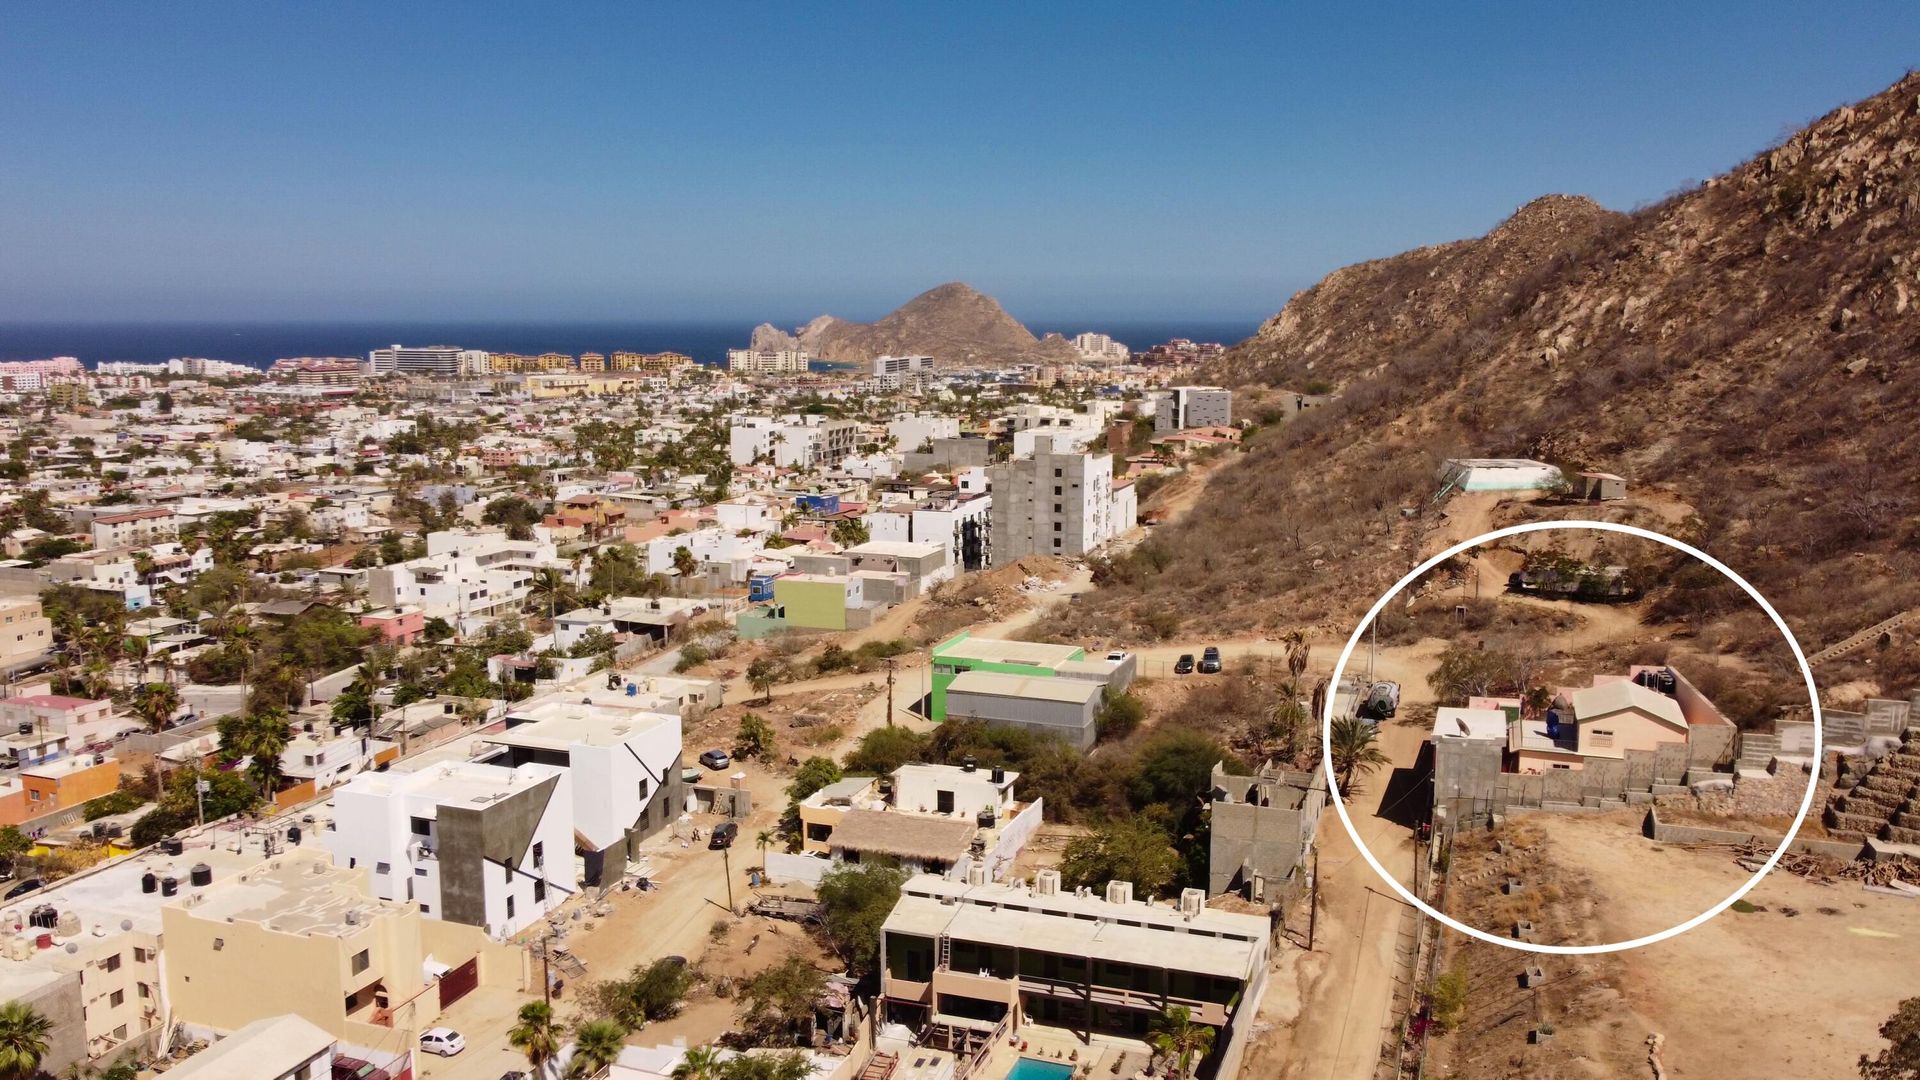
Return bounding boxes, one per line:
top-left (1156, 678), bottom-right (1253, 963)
top-left (530, 566), bottom-right (573, 623)
top-left (671, 545), bottom-right (697, 582)
top-left (222, 613), bottom-right (257, 706)
top-left (133, 682), bottom-right (182, 733)
top-left (755, 829), bottom-right (774, 868)
top-left (0, 1000), bottom-right (53, 1080)
top-left (670, 1045), bottom-right (724, 1080)
top-left (243, 708), bottom-right (292, 799)
top-left (1148, 1005), bottom-right (1215, 1080)
top-left (510, 1000), bottom-right (561, 1078)
top-left (567, 1018), bottom-right (626, 1078)
top-left (1320, 716), bottom-right (1392, 794)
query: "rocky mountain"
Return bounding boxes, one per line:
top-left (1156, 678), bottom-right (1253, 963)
top-left (752, 282), bottom-right (1079, 367)
top-left (1044, 71), bottom-right (1920, 686)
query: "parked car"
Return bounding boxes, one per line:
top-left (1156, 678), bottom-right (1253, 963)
top-left (709, 822), bottom-right (738, 849)
top-left (3, 879), bottom-right (42, 900)
top-left (499, 1073), bottom-right (529, 1080)
top-left (332, 1058), bottom-right (394, 1080)
top-left (1361, 681), bottom-right (1401, 720)
top-left (1173, 654), bottom-right (1195, 675)
top-left (698, 749), bottom-right (731, 770)
top-left (1198, 646), bottom-right (1222, 674)
top-left (419, 1028), bottom-right (466, 1057)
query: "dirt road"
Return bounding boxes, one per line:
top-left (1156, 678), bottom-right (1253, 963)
top-left (1244, 720), bottom-right (1430, 1080)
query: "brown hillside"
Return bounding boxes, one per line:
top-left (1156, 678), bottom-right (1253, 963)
top-left (752, 282), bottom-right (1079, 367)
top-left (1041, 72), bottom-right (1920, 686)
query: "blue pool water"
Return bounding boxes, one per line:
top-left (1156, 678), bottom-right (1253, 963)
top-left (1006, 1059), bottom-right (1075, 1080)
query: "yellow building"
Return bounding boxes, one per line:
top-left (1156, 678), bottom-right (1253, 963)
top-left (162, 849), bottom-right (523, 1047)
top-left (534, 352), bottom-right (572, 371)
top-left (611, 351), bottom-right (695, 379)
top-left (578, 352), bottom-right (606, 372)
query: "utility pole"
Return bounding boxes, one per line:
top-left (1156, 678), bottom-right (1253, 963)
top-left (195, 777), bottom-right (209, 828)
top-left (540, 932), bottom-right (553, 1006)
top-left (1308, 847), bottom-right (1320, 951)
top-left (723, 844), bottom-right (735, 913)
top-left (884, 658), bottom-right (895, 728)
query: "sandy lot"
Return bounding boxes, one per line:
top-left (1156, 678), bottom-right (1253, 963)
top-left (1435, 811), bottom-right (1920, 1079)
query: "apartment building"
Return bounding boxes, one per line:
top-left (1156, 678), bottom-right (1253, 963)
top-left (728, 415), bottom-right (861, 469)
top-left (788, 761), bottom-right (1040, 883)
top-left (325, 760), bottom-right (575, 937)
top-left (163, 848), bottom-right (518, 1047)
top-left (872, 354), bottom-right (935, 377)
top-left (0, 596), bottom-right (54, 673)
top-left (726, 349), bottom-right (811, 375)
top-left (366, 529), bottom-right (559, 629)
top-left (863, 490), bottom-right (992, 572)
top-left (367, 345), bottom-right (464, 376)
top-left (879, 872), bottom-right (1270, 1077)
top-left (89, 507), bottom-right (178, 550)
top-left (479, 699), bottom-right (684, 885)
top-left (985, 436), bottom-right (1134, 564)
top-left (612, 351), bottom-right (695, 378)
top-left (1153, 386), bottom-right (1233, 433)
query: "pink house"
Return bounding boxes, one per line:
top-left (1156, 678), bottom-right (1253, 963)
top-left (358, 606), bottom-right (425, 645)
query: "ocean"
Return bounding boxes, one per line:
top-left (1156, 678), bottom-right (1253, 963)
top-left (0, 319), bottom-right (1260, 369)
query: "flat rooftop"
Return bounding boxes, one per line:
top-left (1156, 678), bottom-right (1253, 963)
top-left (1432, 707), bottom-right (1509, 742)
top-left (884, 875), bottom-right (1263, 980)
top-left (489, 703), bottom-right (679, 751)
top-left (935, 635), bottom-right (1084, 667)
top-left (946, 670), bottom-right (1103, 705)
top-left (172, 850), bottom-right (403, 937)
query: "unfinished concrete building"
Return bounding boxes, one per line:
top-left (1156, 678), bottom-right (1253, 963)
top-left (1207, 760), bottom-right (1327, 899)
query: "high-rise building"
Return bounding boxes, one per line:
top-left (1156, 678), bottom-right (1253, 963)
top-left (986, 435), bottom-right (1134, 563)
top-left (578, 352), bottom-right (607, 372)
top-left (368, 344), bottom-right (463, 376)
top-left (1071, 332), bottom-right (1130, 362)
top-left (726, 349), bottom-right (811, 375)
top-left (872, 354), bottom-right (935, 376)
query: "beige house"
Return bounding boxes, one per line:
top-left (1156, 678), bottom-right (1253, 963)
top-left (0, 597), bottom-right (53, 673)
top-left (1509, 678), bottom-right (1689, 773)
top-left (162, 849), bottom-right (522, 1048)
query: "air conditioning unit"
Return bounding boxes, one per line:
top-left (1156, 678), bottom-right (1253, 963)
top-left (1033, 869), bottom-right (1061, 897)
top-left (1105, 880), bottom-right (1133, 906)
top-left (1179, 888), bottom-right (1205, 920)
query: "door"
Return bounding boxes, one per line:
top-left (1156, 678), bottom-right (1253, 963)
top-left (438, 957), bottom-right (479, 1008)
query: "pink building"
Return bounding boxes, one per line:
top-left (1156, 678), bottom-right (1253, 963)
top-left (358, 607), bottom-right (425, 645)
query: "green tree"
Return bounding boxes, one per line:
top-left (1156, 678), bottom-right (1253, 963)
top-left (1149, 1005), bottom-right (1215, 1079)
top-left (568, 1018), bottom-right (627, 1078)
top-left (580, 958), bottom-right (691, 1032)
top-left (1427, 643), bottom-right (1520, 704)
top-left (1429, 962), bottom-right (1468, 1033)
top-left (672, 545), bottom-right (698, 581)
top-left (786, 757), bottom-right (842, 803)
top-left (841, 727), bottom-right (931, 775)
top-left (671, 1046), bottom-right (726, 1080)
top-left (1319, 716), bottom-right (1391, 794)
top-left (815, 862), bottom-right (908, 975)
top-left (719, 1052), bottom-right (814, 1080)
top-left (0, 1000), bottom-right (53, 1080)
top-left (830, 519), bottom-right (870, 547)
top-left (735, 955), bottom-right (827, 1047)
top-left (132, 682), bottom-right (182, 733)
top-left (746, 658), bottom-right (779, 703)
top-left (422, 615), bottom-right (454, 641)
top-left (735, 713), bottom-right (776, 761)
top-left (1059, 817), bottom-right (1182, 897)
top-left (509, 1000), bottom-right (562, 1077)
top-left (1095, 688), bottom-right (1145, 742)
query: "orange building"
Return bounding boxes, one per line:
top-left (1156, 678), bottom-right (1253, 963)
top-left (0, 755), bottom-right (122, 826)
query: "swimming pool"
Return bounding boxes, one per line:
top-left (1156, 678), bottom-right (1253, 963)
top-left (1005, 1058), bottom-right (1075, 1080)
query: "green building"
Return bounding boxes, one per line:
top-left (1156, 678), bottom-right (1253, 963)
top-left (928, 629), bottom-right (1088, 721)
top-left (773, 574), bottom-right (852, 631)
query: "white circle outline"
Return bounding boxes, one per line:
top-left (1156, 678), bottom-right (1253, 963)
top-left (1321, 519), bottom-right (1822, 954)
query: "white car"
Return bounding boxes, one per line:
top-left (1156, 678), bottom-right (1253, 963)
top-left (420, 1028), bottom-right (466, 1057)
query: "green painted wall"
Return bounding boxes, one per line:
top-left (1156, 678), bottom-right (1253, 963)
top-left (928, 630), bottom-right (1086, 720)
top-left (774, 578), bottom-right (847, 631)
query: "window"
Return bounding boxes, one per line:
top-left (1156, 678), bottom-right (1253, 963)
top-left (1053, 522), bottom-right (1062, 532)
top-left (420, 903), bottom-right (431, 914)
top-left (416, 866), bottom-right (428, 876)
top-left (138, 982), bottom-right (150, 999)
top-left (1589, 728), bottom-right (1615, 748)
top-left (534, 879), bottom-right (547, 903)
top-left (102, 953), bottom-right (121, 972)
top-left (532, 842), bottom-right (544, 867)
top-left (351, 949), bottom-right (369, 975)
top-left (375, 862), bottom-right (390, 875)
top-left (109, 989), bottom-right (124, 1007)
top-left (134, 947), bottom-right (149, 963)
top-left (637, 778), bottom-right (649, 801)
top-left (1053, 468), bottom-right (1062, 477)
top-left (506, 896), bottom-right (516, 920)
top-left (1053, 486), bottom-right (1062, 496)
top-left (504, 861), bottom-right (513, 883)
top-left (1550, 763), bottom-right (1572, 770)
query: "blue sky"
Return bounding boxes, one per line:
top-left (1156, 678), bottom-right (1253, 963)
top-left (2, 3), bottom-right (1915, 324)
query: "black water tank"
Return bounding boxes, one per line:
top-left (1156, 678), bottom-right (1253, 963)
top-left (159, 877), bottom-right (178, 898)
top-left (962, 755), bottom-right (976, 773)
top-left (287, 825), bottom-right (302, 846)
top-left (160, 837), bottom-right (184, 857)
top-left (141, 873), bottom-right (156, 895)
top-left (991, 766), bottom-right (1005, 784)
top-left (190, 863), bottom-right (212, 888)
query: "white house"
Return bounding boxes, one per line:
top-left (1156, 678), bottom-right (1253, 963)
top-left (324, 760), bottom-right (575, 937)
top-left (480, 699), bottom-right (684, 885)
